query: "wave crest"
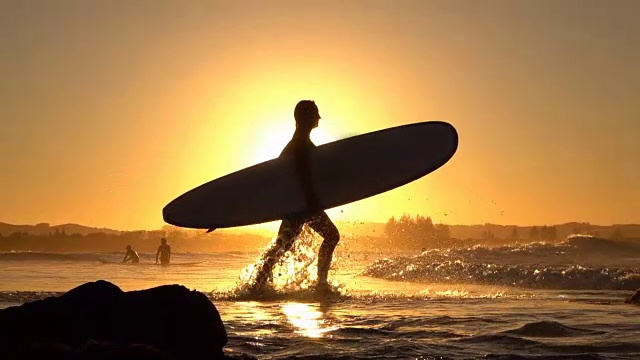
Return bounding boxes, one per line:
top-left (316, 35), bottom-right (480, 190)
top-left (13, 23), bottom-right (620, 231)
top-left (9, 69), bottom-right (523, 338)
top-left (362, 237), bottom-right (640, 290)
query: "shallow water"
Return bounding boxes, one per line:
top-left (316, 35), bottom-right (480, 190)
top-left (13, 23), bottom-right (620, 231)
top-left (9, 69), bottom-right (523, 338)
top-left (1, 237), bottom-right (640, 359)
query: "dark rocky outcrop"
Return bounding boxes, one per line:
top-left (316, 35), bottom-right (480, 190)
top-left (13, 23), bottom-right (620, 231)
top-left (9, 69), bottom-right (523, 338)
top-left (12, 341), bottom-right (171, 360)
top-left (0, 280), bottom-right (228, 359)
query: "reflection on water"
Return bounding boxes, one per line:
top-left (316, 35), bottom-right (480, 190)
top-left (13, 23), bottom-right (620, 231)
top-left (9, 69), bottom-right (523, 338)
top-left (281, 302), bottom-right (338, 338)
top-left (224, 301), bottom-right (340, 339)
top-left (237, 301), bottom-right (275, 336)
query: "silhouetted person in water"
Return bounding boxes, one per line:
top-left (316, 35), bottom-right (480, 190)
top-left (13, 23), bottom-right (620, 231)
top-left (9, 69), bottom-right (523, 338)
top-left (123, 245), bottom-right (140, 264)
top-left (156, 238), bottom-right (171, 265)
top-left (253, 100), bottom-right (340, 292)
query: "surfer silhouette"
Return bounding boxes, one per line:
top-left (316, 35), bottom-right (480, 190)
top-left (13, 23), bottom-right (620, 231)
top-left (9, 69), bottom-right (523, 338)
top-left (252, 100), bottom-right (340, 292)
top-left (123, 245), bottom-right (140, 264)
top-left (155, 238), bottom-right (171, 265)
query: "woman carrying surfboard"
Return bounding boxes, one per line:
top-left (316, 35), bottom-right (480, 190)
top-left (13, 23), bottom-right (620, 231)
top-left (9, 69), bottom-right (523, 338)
top-left (252, 100), bottom-right (340, 292)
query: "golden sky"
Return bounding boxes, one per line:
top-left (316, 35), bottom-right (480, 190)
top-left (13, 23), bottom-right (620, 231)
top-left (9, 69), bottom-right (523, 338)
top-left (2, 1), bottom-right (639, 230)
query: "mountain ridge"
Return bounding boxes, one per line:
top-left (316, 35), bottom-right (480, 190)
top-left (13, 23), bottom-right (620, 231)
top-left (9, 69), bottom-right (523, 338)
top-left (2, 220), bottom-right (639, 240)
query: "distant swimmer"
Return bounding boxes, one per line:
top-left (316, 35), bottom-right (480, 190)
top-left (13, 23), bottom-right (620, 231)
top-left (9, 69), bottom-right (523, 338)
top-left (123, 245), bottom-right (140, 264)
top-left (155, 237), bottom-right (171, 265)
top-left (252, 100), bottom-right (340, 293)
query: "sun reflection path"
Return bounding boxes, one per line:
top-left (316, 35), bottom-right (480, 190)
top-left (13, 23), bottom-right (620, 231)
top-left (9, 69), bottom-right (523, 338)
top-left (281, 303), bottom-right (338, 338)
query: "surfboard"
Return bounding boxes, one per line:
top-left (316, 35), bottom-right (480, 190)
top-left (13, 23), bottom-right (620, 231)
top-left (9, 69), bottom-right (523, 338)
top-left (163, 121), bottom-right (458, 230)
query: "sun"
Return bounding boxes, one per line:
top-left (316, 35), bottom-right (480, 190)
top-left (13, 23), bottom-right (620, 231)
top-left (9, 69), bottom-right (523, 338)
top-left (310, 128), bottom-right (338, 146)
top-left (253, 125), bottom-right (337, 164)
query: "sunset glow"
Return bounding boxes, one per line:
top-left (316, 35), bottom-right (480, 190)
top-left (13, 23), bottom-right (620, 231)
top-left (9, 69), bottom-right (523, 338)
top-left (252, 123), bottom-right (338, 164)
top-left (2, 1), bottom-right (638, 231)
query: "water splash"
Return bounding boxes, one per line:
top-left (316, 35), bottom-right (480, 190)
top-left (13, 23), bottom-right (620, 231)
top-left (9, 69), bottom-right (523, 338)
top-left (231, 225), bottom-right (346, 297)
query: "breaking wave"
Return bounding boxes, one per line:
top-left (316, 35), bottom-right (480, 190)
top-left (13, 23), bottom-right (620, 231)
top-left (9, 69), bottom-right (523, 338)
top-left (363, 236), bottom-right (640, 290)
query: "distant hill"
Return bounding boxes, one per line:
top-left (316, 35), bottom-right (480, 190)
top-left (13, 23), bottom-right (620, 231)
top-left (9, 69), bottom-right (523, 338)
top-left (3, 220), bottom-right (640, 241)
top-left (0, 222), bottom-right (121, 236)
top-left (327, 221), bottom-right (640, 241)
top-left (446, 222), bottom-right (640, 240)
top-left (2, 220), bottom-right (640, 254)
top-left (322, 221), bottom-right (640, 240)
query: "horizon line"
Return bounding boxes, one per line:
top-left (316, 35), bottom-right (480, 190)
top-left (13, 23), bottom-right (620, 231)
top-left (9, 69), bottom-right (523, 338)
top-left (1, 220), bottom-right (639, 233)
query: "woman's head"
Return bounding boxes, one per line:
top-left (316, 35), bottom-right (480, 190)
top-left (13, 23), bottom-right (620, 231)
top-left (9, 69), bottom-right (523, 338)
top-left (294, 100), bottom-right (320, 130)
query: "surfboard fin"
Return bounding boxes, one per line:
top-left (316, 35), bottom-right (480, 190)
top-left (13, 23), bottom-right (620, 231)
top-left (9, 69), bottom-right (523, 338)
top-left (206, 227), bottom-right (216, 233)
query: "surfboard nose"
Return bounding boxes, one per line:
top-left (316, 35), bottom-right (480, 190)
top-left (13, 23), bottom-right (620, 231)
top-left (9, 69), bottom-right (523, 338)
top-left (163, 200), bottom-right (203, 228)
top-left (162, 204), bottom-right (177, 225)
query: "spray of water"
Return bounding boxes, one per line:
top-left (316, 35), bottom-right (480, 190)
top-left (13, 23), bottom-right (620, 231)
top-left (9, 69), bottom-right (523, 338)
top-left (230, 225), bottom-right (345, 298)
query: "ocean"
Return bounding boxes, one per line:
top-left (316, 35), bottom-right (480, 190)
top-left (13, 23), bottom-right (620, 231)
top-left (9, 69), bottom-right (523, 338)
top-left (1, 234), bottom-right (640, 359)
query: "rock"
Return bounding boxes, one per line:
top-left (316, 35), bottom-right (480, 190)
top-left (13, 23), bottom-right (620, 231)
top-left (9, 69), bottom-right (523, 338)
top-left (0, 280), bottom-right (227, 359)
top-left (626, 288), bottom-right (640, 304)
top-left (12, 341), bottom-right (170, 360)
